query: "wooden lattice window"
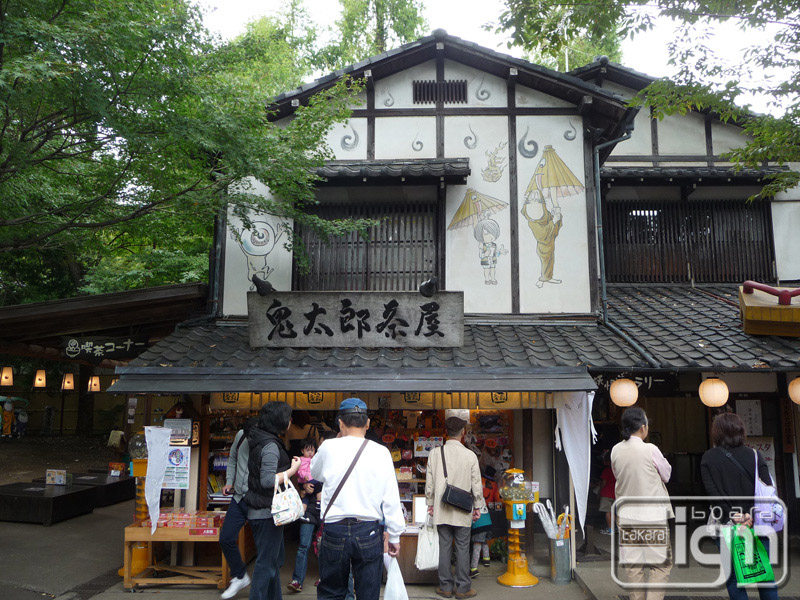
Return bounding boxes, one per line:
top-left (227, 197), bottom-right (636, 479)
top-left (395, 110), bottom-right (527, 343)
top-left (603, 198), bottom-right (775, 283)
top-left (293, 201), bottom-right (439, 291)
top-left (412, 80), bottom-right (467, 104)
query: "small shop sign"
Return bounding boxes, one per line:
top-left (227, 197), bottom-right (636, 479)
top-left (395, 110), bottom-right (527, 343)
top-left (60, 335), bottom-right (149, 362)
top-left (248, 291), bottom-right (464, 348)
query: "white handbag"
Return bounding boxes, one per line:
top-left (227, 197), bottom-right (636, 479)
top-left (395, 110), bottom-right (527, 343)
top-left (414, 515), bottom-right (439, 570)
top-left (271, 478), bottom-right (303, 526)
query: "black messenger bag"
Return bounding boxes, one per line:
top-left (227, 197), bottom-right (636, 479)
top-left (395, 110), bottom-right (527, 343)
top-left (439, 445), bottom-right (473, 512)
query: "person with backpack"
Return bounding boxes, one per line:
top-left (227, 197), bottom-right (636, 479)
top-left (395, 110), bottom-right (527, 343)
top-left (246, 402), bottom-right (301, 600)
top-left (220, 417), bottom-right (257, 599)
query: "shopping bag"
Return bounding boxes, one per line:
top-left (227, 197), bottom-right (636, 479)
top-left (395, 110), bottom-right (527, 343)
top-left (753, 451), bottom-right (784, 532)
top-left (415, 515), bottom-right (439, 571)
top-left (271, 478), bottom-right (304, 526)
top-left (721, 525), bottom-right (774, 585)
top-left (385, 558), bottom-right (409, 600)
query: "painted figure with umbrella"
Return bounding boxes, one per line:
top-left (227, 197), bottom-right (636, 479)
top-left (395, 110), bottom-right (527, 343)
top-left (448, 188), bottom-right (509, 285)
top-left (521, 145), bottom-right (584, 288)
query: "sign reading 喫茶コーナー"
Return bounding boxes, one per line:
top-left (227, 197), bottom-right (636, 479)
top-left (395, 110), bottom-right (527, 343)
top-left (248, 291), bottom-right (464, 348)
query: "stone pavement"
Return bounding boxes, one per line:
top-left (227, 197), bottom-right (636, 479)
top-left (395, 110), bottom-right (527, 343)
top-left (0, 500), bottom-right (587, 600)
top-left (574, 527), bottom-right (800, 600)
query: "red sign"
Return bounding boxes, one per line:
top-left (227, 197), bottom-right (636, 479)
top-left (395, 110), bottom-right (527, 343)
top-left (189, 528), bottom-right (219, 537)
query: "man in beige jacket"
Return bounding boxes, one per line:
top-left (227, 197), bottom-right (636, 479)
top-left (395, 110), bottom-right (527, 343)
top-left (426, 412), bottom-right (484, 599)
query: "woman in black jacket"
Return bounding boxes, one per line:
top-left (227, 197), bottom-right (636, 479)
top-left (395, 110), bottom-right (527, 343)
top-left (700, 412), bottom-right (778, 600)
top-left (246, 402), bottom-right (301, 600)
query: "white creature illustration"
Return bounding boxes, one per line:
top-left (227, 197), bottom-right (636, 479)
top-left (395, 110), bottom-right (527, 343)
top-left (231, 220), bottom-right (284, 289)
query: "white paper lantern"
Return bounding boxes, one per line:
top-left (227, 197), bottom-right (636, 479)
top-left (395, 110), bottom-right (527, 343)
top-left (610, 378), bottom-right (638, 407)
top-left (699, 377), bottom-right (729, 407)
top-left (789, 377), bottom-right (800, 405)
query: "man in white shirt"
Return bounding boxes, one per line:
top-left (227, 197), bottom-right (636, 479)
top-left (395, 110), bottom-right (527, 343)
top-left (310, 397), bottom-right (404, 600)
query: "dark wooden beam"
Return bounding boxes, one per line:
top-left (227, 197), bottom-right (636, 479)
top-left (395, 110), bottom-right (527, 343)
top-left (436, 43), bottom-right (445, 159)
top-left (507, 71), bottom-right (520, 314)
top-left (366, 70), bottom-right (376, 160)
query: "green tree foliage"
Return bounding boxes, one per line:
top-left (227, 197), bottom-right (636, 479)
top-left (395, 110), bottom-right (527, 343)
top-left (517, 8), bottom-right (622, 72)
top-left (494, 0), bottom-right (800, 196)
top-left (320, 0), bottom-right (427, 69)
top-left (0, 0), bottom-right (370, 302)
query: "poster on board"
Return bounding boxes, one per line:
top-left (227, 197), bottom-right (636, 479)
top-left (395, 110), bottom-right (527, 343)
top-left (162, 446), bottom-right (191, 490)
top-left (736, 399), bottom-right (763, 436)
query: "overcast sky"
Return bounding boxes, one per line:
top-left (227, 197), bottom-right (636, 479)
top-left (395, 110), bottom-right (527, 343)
top-left (198, 0), bottom-right (777, 112)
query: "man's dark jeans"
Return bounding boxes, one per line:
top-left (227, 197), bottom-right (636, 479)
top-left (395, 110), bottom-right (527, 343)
top-left (317, 519), bottom-right (383, 600)
top-left (219, 497), bottom-right (248, 579)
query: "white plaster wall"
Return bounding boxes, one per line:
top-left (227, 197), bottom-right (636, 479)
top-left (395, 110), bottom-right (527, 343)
top-left (602, 82), bottom-right (653, 157)
top-left (444, 115), bottom-right (512, 313)
top-left (774, 162), bottom-right (800, 202)
top-left (325, 118), bottom-right (368, 160)
top-left (444, 60), bottom-right (507, 108)
top-left (771, 201), bottom-right (800, 280)
top-left (222, 179), bottom-right (293, 316)
top-left (374, 60), bottom-right (436, 109)
top-left (711, 121), bottom-right (749, 155)
top-left (516, 116), bottom-right (592, 313)
top-left (374, 116), bottom-right (437, 159)
top-left (515, 84), bottom-right (573, 108)
top-left (347, 89), bottom-right (367, 111)
top-left (657, 113), bottom-right (708, 155)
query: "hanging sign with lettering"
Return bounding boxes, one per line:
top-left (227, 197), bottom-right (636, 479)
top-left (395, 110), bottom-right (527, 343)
top-left (248, 291), bottom-right (464, 348)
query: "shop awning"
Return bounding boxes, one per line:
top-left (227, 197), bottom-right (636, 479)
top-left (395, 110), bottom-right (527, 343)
top-left (108, 320), bottom-right (621, 398)
top-left (110, 365), bottom-right (596, 395)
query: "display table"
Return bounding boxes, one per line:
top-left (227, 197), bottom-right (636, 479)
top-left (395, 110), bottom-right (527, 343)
top-left (397, 532), bottom-right (438, 584)
top-left (0, 482), bottom-right (95, 525)
top-left (33, 473), bottom-right (135, 507)
top-left (123, 521), bottom-right (230, 589)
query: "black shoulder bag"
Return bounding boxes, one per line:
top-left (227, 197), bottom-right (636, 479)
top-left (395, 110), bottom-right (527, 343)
top-left (440, 445), bottom-right (473, 512)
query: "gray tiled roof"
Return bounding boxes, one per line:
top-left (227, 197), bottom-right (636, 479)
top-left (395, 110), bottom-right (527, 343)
top-left (116, 285), bottom-right (800, 391)
top-left (272, 30), bottom-right (625, 107)
top-left (317, 158), bottom-right (470, 181)
top-left (607, 284), bottom-right (800, 370)
top-left (128, 321), bottom-right (645, 371)
top-left (601, 166), bottom-right (787, 180)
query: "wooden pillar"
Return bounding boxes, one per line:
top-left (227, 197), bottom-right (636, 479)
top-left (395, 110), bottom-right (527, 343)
top-left (75, 364), bottom-right (94, 435)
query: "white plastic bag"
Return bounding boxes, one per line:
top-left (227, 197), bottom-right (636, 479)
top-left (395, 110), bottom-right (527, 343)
top-left (271, 478), bottom-right (303, 526)
top-left (385, 558), bottom-right (409, 600)
top-left (414, 515), bottom-right (439, 570)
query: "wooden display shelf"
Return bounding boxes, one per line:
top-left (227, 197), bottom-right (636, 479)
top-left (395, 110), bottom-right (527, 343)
top-left (397, 478), bottom-right (426, 483)
top-left (123, 521), bottom-right (230, 590)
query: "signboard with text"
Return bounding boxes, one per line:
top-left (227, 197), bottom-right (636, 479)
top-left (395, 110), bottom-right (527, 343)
top-left (248, 291), bottom-right (464, 348)
top-left (60, 335), bottom-right (149, 363)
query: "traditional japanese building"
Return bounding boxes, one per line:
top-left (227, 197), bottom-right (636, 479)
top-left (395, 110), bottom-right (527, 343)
top-left (107, 30), bottom-right (800, 563)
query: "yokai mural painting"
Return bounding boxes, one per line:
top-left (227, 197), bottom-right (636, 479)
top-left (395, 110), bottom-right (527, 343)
top-left (521, 145), bottom-right (584, 288)
top-left (222, 205), bottom-right (293, 316)
top-left (230, 219), bottom-right (285, 288)
top-left (447, 188), bottom-right (509, 286)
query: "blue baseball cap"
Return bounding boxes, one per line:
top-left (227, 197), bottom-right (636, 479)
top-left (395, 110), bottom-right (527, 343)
top-left (339, 397), bottom-right (368, 413)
